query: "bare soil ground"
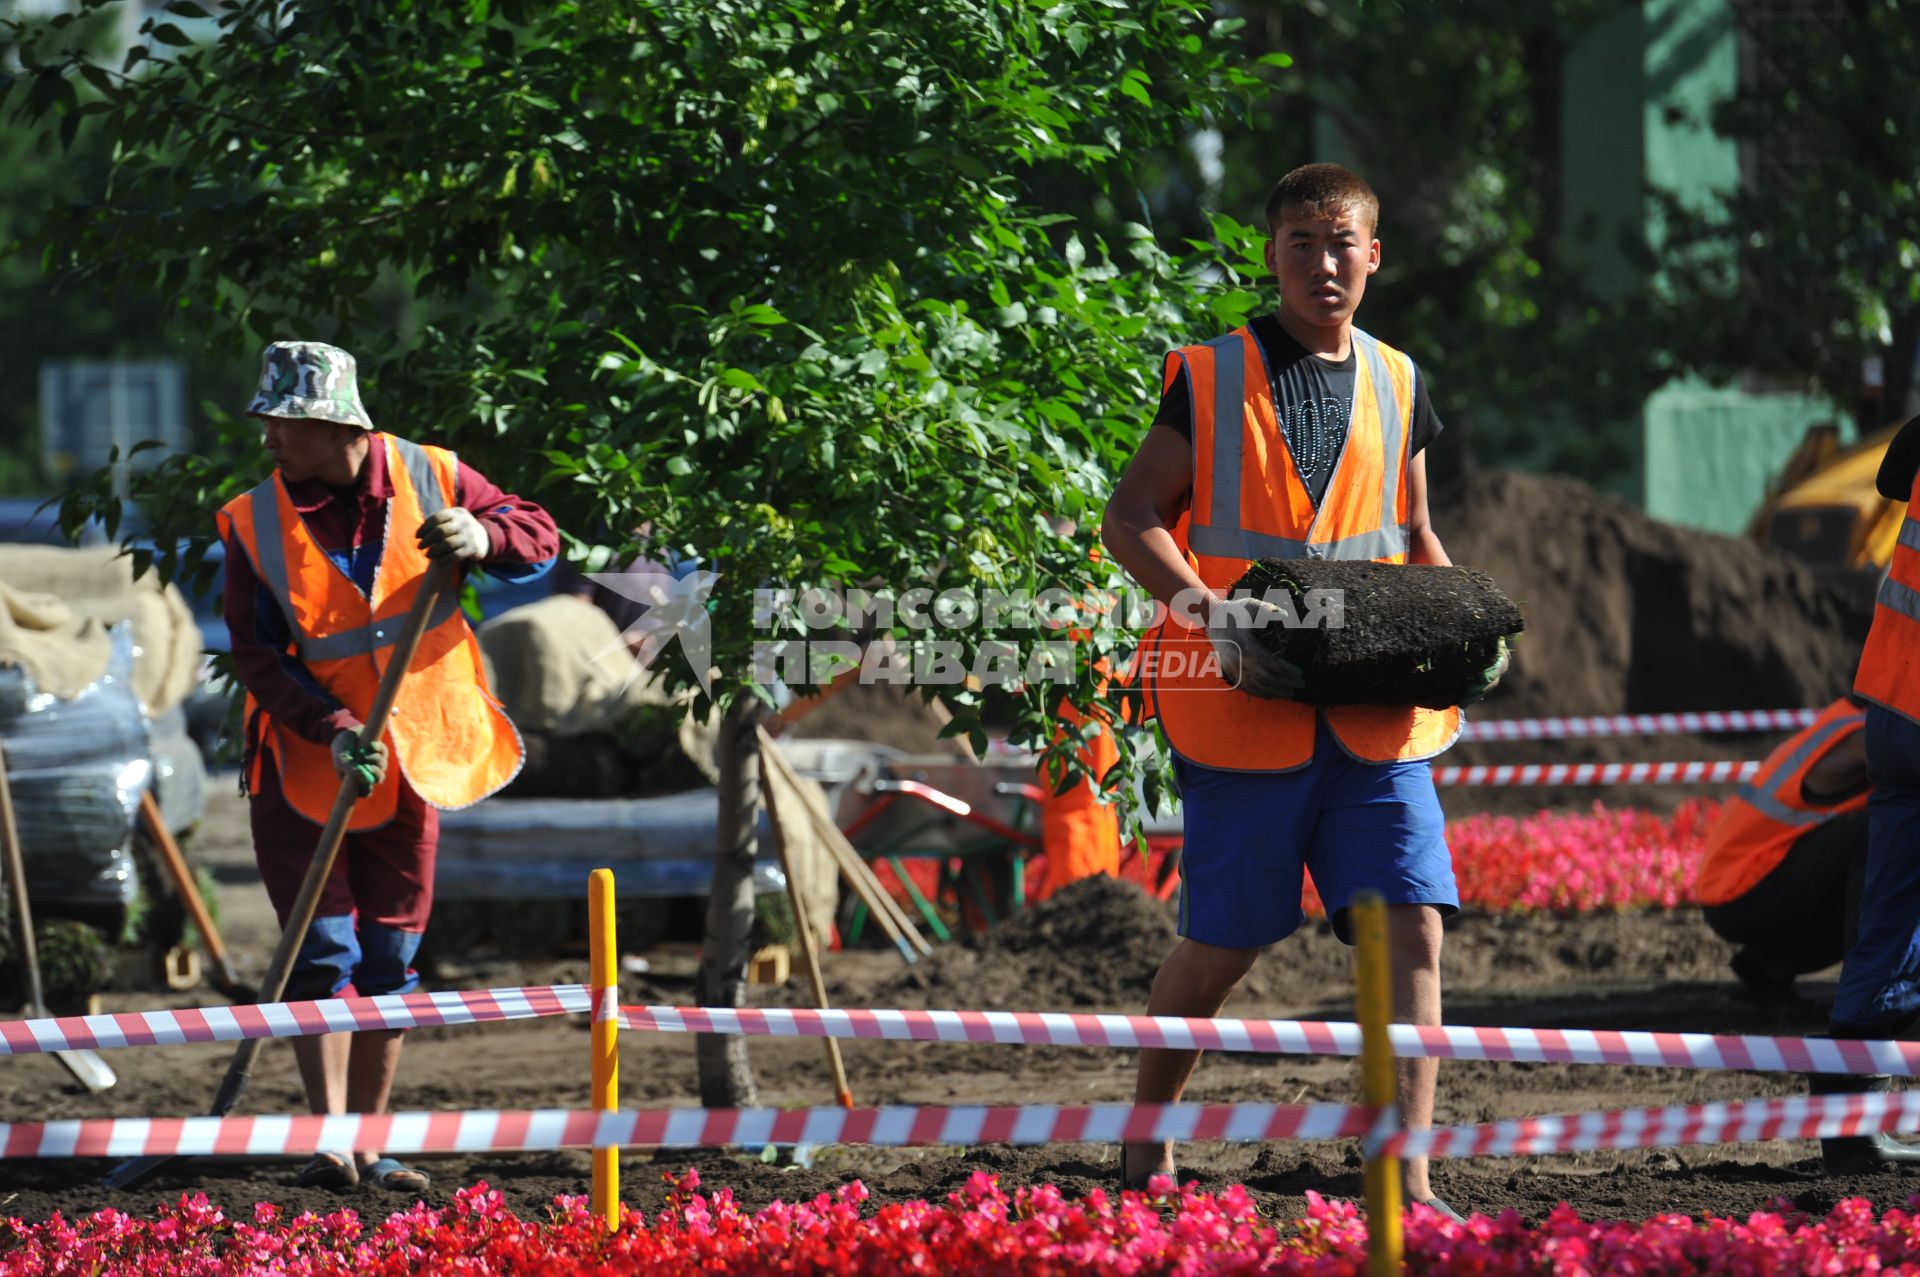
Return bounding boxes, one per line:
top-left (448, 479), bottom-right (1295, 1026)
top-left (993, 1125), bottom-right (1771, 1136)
top-left (3, 788), bottom-right (1915, 1231)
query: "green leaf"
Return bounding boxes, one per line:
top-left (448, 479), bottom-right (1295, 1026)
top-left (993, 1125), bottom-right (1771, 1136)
top-left (148, 23), bottom-right (193, 47)
top-left (665, 456), bottom-right (694, 477)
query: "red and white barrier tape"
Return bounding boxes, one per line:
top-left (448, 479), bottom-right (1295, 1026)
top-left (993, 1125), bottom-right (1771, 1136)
top-left (616, 1004), bottom-right (1920, 1077)
top-left (1388, 1090), bottom-right (1920, 1160)
top-left (8, 989), bottom-right (1910, 1084)
top-left (10, 1091), bottom-right (1918, 1160)
top-left (1460, 709), bottom-right (1818, 742)
top-left (1431, 760), bottom-right (1759, 787)
top-left (0, 985), bottom-right (590, 1057)
top-left (0, 1101), bottom-right (1373, 1159)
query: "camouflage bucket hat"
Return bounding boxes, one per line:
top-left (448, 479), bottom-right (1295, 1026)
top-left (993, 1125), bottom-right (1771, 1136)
top-left (245, 341), bottom-right (373, 429)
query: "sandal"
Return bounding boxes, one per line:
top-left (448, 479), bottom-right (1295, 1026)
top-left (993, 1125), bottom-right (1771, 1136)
top-left (361, 1157), bottom-right (431, 1193)
top-left (295, 1151), bottom-right (359, 1189)
top-left (1412, 1196), bottom-right (1465, 1223)
top-left (1117, 1144), bottom-right (1172, 1193)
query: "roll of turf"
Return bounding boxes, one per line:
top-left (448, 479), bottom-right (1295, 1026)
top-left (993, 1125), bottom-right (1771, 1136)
top-left (1230, 559), bottom-right (1526, 710)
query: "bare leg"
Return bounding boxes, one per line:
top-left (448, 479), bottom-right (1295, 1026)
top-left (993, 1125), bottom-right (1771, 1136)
top-left (346, 1028), bottom-right (407, 1171)
top-left (1125, 938), bottom-right (1260, 1175)
top-left (291, 1031), bottom-right (350, 1115)
top-left (1387, 904), bottom-right (1445, 1202)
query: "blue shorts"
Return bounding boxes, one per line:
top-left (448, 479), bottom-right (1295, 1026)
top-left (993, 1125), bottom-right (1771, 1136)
top-left (1173, 728), bottom-right (1457, 949)
top-left (286, 914), bottom-right (424, 1001)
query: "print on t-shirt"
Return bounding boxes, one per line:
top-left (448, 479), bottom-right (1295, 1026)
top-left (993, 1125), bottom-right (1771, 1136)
top-left (1153, 314), bottom-right (1442, 511)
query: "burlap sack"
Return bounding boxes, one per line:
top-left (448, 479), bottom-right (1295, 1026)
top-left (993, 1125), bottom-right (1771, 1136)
top-left (480, 590), bottom-right (724, 773)
top-left (0, 546), bottom-right (200, 711)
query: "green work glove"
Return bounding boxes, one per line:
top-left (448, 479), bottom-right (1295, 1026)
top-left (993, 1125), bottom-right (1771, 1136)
top-left (330, 729), bottom-right (390, 796)
top-left (1456, 636), bottom-right (1513, 707)
top-left (1206, 597), bottom-right (1306, 699)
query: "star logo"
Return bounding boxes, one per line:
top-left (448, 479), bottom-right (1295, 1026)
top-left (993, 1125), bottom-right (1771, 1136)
top-left (583, 565), bottom-right (721, 696)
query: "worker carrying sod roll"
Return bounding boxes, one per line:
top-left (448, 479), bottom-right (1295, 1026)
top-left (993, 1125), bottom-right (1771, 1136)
top-left (1216, 558), bottom-right (1526, 710)
top-left (1100, 163), bottom-right (1527, 1217)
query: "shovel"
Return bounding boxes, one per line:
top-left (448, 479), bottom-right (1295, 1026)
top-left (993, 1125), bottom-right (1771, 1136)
top-left (0, 742), bottom-right (118, 1092)
top-left (137, 790), bottom-right (255, 1002)
top-left (103, 559), bottom-right (453, 1191)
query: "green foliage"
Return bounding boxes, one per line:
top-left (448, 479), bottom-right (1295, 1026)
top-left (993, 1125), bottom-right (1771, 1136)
top-left (6, 0), bottom-right (1264, 812)
top-left (1042, 0), bottom-right (1666, 491)
top-left (33, 919), bottom-right (114, 1014)
top-left (1288, 0), bottom-right (1667, 485)
top-left (1650, 0), bottom-right (1920, 424)
top-left (0, 11), bottom-right (253, 496)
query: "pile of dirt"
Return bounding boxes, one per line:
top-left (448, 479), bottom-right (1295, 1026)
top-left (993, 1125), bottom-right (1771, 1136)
top-left (853, 874), bottom-right (1742, 1015)
top-left (1433, 471), bottom-right (1872, 721)
top-left (873, 875), bottom-right (1176, 1009)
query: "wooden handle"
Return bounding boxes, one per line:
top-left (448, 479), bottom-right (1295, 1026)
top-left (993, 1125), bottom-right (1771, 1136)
top-left (758, 729), bottom-right (930, 959)
top-left (759, 734), bottom-right (853, 1107)
top-left (0, 743), bottom-right (46, 1016)
top-left (139, 791), bottom-right (236, 976)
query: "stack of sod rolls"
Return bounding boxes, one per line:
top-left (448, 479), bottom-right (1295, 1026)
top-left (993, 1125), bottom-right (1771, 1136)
top-left (1230, 559), bottom-right (1525, 710)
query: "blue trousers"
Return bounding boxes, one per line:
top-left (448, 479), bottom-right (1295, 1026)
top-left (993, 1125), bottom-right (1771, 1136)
top-left (1831, 705), bottom-right (1920, 1036)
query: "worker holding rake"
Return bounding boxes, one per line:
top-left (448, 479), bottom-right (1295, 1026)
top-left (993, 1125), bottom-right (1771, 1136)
top-left (1102, 164), bottom-right (1505, 1220)
top-left (218, 341), bottom-right (556, 1192)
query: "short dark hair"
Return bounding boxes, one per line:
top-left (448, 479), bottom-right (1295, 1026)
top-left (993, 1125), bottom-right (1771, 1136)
top-left (1264, 163), bottom-right (1380, 237)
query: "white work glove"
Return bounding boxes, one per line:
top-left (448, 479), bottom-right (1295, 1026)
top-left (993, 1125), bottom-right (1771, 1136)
top-left (416, 507), bottom-right (490, 561)
top-left (330, 730), bottom-right (390, 796)
top-left (1205, 597), bottom-right (1305, 699)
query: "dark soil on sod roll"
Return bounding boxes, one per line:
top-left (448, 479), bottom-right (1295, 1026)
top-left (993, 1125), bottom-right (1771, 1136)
top-left (1231, 559), bottom-right (1525, 709)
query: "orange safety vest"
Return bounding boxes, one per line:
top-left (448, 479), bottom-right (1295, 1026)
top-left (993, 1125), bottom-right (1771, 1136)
top-left (218, 434), bottom-right (524, 829)
top-left (1140, 326), bottom-right (1460, 771)
top-left (1856, 471), bottom-right (1920, 723)
top-left (1695, 697), bottom-right (1868, 906)
top-left (1034, 699), bottom-right (1122, 900)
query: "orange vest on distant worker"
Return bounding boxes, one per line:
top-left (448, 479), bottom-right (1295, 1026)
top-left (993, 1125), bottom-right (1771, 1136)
top-left (1695, 697), bottom-right (1868, 906)
top-left (1140, 326), bottom-right (1460, 770)
top-left (218, 434), bottom-right (524, 829)
top-left (1856, 472), bottom-right (1920, 724)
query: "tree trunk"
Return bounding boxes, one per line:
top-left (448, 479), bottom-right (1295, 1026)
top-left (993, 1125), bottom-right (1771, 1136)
top-left (694, 698), bottom-right (763, 1108)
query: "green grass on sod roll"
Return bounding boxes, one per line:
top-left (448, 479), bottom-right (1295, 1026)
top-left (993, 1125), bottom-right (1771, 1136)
top-left (1231, 559), bottom-right (1526, 710)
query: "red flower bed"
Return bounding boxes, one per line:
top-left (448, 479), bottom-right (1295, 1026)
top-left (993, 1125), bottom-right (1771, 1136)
top-left (5, 1169), bottom-right (1919, 1275)
top-left (870, 801), bottom-right (1722, 933)
top-left (1303, 800), bottom-right (1721, 918)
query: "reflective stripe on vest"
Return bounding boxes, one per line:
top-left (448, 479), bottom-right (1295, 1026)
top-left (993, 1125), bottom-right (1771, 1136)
top-left (1880, 565), bottom-right (1920, 623)
top-left (1731, 709), bottom-right (1864, 826)
top-left (244, 436), bottom-right (457, 663)
top-left (1854, 472), bottom-right (1920, 723)
top-left (1697, 697), bottom-right (1866, 906)
top-left (1142, 326), bottom-right (1458, 769)
top-left (1186, 331), bottom-right (1408, 563)
top-left (221, 434), bottom-right (524, 826)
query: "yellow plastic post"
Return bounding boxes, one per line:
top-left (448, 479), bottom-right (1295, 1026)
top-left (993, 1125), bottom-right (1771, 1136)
top-left (589, 868), bottom-right (620, 1232)
top-left (1352, 891), bottom-right (1404, 1276)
